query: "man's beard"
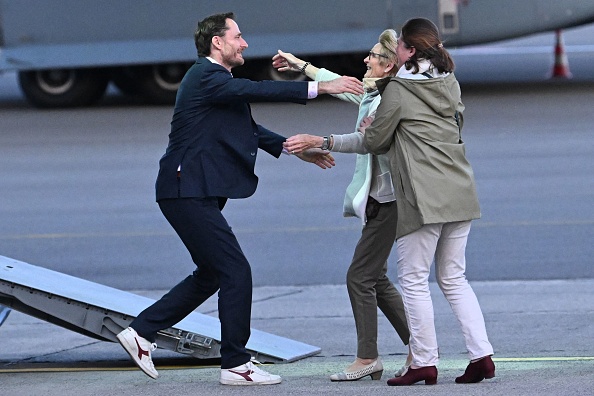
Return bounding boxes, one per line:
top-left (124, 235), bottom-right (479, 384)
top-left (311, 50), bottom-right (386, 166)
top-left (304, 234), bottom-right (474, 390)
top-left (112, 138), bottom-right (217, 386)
top-left (223, 51), bottom-right (244, 69)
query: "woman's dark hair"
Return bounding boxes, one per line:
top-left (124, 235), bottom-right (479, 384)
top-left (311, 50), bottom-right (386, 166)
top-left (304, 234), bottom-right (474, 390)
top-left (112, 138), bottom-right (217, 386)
top-left (194, 12), bottom-right (235, 57)
top-left (400, 18), bottom-right (455, 74)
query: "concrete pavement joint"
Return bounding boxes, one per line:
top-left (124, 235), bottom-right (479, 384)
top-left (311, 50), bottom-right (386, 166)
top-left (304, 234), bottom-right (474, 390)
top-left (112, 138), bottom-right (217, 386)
top-left (1, 218), bottom-right (593, 241)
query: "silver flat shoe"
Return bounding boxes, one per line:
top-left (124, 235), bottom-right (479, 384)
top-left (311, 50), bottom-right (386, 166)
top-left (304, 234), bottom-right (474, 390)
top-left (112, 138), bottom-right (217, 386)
top-left (330, 358), bottom-right (383, 381)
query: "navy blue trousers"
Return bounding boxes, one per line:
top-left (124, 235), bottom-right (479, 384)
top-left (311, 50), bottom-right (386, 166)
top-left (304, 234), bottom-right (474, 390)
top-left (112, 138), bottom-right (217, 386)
top-left (130, 197), bottom-right (252, 369)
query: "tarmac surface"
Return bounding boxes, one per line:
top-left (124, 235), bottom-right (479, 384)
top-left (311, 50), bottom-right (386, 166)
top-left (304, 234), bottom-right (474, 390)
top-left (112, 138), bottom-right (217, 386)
top-left (1, 279), bottom-right (593, 395)
top-left (1, 22), bottom-right (593, 396)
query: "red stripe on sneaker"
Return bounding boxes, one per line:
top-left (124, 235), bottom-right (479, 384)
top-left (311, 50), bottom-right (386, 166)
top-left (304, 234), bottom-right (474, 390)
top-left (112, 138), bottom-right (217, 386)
top-left (229, 370), bottom-right (254, 382)
top-left (135, 338), bottom-right (150, 361)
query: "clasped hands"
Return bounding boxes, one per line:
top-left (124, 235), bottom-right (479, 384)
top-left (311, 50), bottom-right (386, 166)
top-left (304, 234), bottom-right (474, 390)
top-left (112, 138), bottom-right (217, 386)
top-left (285, 114), bottom-right (374, 151)
top-left (293, 148), bottom-right (335, 169)
top-left (286, 114), bottom-right (374, 169)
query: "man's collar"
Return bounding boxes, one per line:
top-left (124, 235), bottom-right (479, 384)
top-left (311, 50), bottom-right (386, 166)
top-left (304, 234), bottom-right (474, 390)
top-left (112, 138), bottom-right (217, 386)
top-left (205, 56), bottom-right (232, 76)
top-left (206, 56), bottom-right (220, 65)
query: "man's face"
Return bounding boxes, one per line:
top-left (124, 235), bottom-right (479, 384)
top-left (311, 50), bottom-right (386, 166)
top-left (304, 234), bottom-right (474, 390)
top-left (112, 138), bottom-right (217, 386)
top-left (218, 19), bottom-right (248, 70)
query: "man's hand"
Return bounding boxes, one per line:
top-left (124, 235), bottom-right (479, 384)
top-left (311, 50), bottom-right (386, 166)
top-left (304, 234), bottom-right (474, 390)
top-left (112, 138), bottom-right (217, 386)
top-left (284, 134), bottom-right (323, 154)
top-left (319, 76), bottom-right (364, 96)
top-left (295, 148), bottom-right (335, 169)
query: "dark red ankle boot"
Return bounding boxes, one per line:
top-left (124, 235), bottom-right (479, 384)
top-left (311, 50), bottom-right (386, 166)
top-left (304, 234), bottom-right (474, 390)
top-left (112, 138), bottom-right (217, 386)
top-left (387, 366), bottom-right (437, 386)
top-left (455, 355), bottom-right (495, 384)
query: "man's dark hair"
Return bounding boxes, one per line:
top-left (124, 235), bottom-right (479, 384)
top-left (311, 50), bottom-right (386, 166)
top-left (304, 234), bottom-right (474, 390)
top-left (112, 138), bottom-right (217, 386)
top-left (194, 12), bottom-right (235, 57)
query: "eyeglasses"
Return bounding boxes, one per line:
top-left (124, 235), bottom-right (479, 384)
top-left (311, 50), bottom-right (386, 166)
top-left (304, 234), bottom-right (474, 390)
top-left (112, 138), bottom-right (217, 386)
top-left (368, 51), bottom-right (388, 60)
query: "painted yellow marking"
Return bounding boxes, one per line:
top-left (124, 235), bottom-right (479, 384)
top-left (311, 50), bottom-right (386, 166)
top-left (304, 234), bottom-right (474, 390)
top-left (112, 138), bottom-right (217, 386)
top-left (0, 358), bottom-right (592, 374)
top-left (493, 357), bottom-right (594, 362)
top-left (0, 364), bottom-right (219, 374)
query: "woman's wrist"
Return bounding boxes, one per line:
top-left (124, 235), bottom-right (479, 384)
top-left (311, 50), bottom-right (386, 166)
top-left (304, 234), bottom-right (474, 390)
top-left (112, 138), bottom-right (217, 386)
top-left (299, 61), bottom-right (311, 74)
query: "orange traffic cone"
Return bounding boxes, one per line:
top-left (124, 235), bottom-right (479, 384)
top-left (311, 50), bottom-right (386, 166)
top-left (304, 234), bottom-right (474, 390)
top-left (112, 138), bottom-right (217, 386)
top-left (550, 29), bottom-right (572, 79)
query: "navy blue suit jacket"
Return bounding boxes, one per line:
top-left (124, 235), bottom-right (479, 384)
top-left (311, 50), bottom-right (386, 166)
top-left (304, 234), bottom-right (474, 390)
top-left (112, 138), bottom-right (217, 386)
top-left (155, 58), bottom-right (309, 201)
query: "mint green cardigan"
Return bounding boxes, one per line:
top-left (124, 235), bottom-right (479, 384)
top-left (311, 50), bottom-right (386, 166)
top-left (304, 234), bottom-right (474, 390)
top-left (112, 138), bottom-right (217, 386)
top-left (315, 68), bottom-right (395, 224)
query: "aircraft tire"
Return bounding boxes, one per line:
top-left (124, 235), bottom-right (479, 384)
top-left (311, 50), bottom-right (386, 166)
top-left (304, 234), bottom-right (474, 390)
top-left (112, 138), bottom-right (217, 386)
top-left (18, 68), bottom-right (109, 108)
top-left (114, 63), bottom-right (190, 105)
top-left (111, 67), bottom-right (143, 96)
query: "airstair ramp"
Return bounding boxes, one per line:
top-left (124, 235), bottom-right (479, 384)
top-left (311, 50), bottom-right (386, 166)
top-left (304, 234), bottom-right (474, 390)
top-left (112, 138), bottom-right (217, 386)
top-left (0, 255), bottom-right (320, 363)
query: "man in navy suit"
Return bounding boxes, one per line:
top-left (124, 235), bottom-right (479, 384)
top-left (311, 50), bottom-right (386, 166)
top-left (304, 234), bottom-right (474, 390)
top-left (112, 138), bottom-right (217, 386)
top-left (116, 12), bottom-right (364, 385)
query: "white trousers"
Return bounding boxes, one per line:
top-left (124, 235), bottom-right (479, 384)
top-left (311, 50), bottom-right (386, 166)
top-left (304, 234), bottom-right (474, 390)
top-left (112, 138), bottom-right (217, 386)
top-left (396, 221), bottom-right (493, 367)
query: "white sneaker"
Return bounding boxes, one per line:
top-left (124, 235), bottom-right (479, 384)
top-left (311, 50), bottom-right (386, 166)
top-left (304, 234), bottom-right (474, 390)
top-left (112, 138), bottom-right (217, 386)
top-left (116, 327), bottom-right (159, 379)
top-left (220, 360), bottom-right (282, 385)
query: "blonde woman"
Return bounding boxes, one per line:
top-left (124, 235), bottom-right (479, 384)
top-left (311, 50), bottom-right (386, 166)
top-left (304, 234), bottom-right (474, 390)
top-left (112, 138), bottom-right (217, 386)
top-left (273, 29), bottom-right (411, 382)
